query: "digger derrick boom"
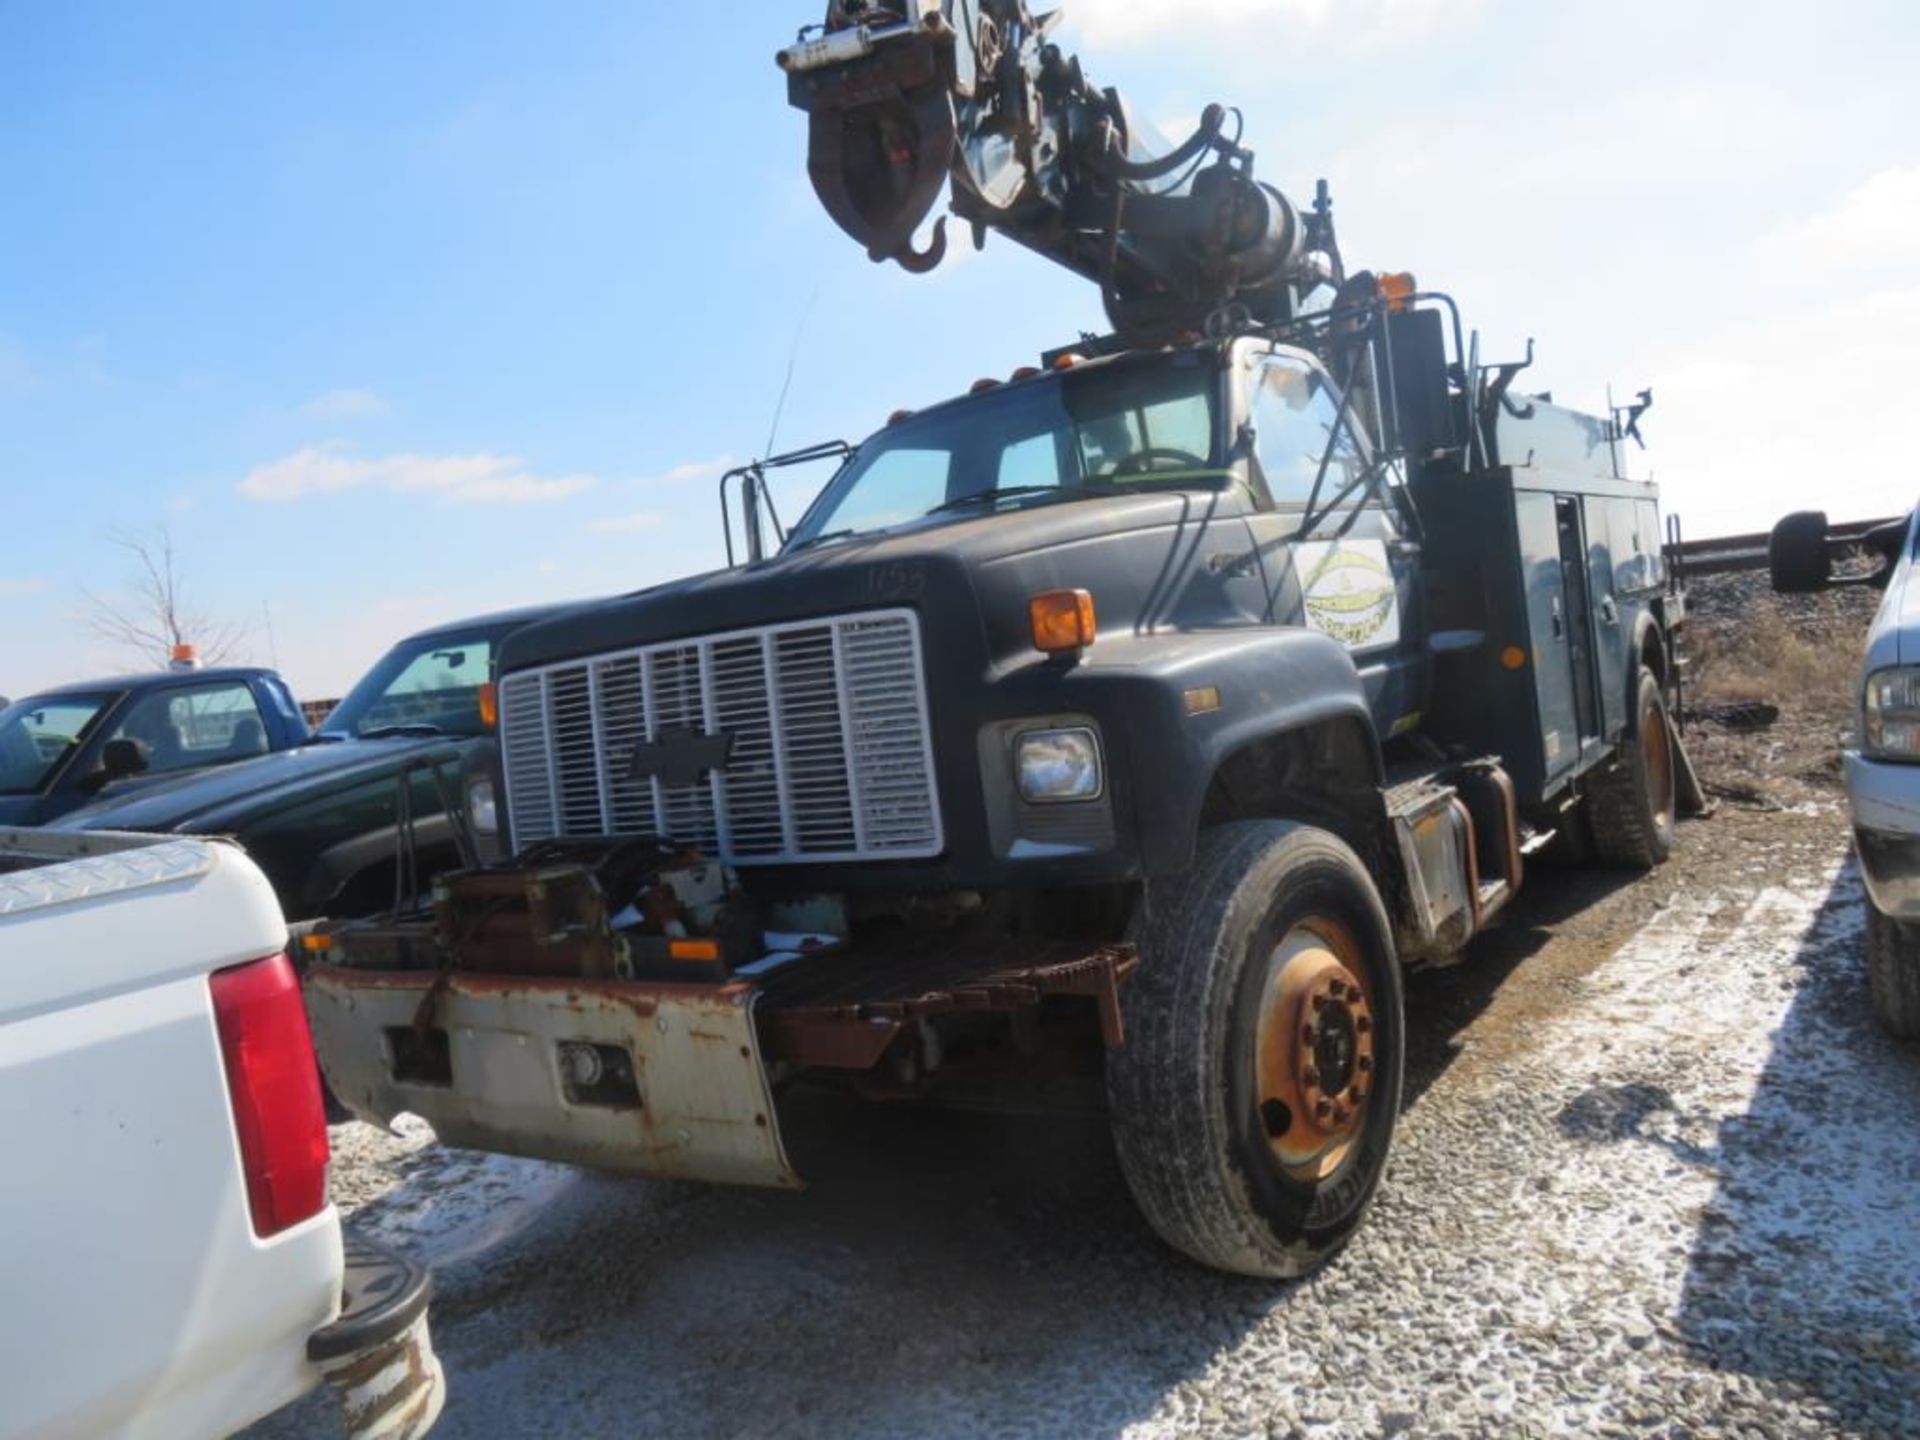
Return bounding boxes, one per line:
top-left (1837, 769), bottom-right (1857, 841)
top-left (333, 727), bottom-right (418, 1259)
top-left (779, 1), bottom-right (1341, 344)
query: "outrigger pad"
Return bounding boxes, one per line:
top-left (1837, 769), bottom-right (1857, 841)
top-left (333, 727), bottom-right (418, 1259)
top-left (1670, 712), bottom-right (1713, 819)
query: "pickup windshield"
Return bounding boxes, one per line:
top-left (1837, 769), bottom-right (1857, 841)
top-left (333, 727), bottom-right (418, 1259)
top-left (321, 633), bottom-right (496, 739)
top-left (0, 693), bottom-right (114, 795)
top-left (785, 351), bottom-right (1224, 548)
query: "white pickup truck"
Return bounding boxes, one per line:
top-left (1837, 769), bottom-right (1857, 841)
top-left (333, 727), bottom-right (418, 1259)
top-left (1771, 508), bottom-right (1920, 1039)
top-left (0, 827), bottom-right (444, 1440)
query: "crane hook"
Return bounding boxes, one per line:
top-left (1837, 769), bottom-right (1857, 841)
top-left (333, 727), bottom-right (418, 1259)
top-left (881, 216), bottom-right (949, 274)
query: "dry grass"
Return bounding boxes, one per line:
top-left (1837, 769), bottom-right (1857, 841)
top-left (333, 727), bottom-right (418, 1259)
top-left (1686, 606), bottom-right (1860, 713)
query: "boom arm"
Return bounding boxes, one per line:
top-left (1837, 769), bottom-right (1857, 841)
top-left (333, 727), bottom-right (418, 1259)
top-left (778, 1), bottom-right (1346, 343)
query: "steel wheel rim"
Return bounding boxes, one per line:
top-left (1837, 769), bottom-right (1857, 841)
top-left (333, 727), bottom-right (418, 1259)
top-left (1642, 691), bottom-right (1674, 827)
top-left (1253, 917), bottom-right (1375, 1181)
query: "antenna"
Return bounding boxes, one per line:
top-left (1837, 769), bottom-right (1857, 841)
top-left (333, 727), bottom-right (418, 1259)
top-left (761, 290), bottom-right (819, 463)
top-left (261, 599), bottom-right (281, 670)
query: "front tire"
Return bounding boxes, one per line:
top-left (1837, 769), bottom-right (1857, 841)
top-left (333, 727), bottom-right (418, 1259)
top-left (1107, 821), bottom-right (1405, 1278)
top-left (1866, 907), bottom-right (1920, 1041)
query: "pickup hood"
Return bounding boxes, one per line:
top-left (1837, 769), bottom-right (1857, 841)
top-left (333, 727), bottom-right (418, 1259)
top-left (499, 489), bottom-right (1261, 674)
top-left (49, 735), bottom-right (473, 834)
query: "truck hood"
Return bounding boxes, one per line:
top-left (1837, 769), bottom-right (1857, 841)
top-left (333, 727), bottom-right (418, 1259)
top-left (49, 735), bottom-right (474, 834)
top-left (499, 489), bottom-right (1257, 674)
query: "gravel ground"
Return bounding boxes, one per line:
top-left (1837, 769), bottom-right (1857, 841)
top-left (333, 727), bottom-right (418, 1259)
top-left (250, 798), bottom-right (1920, 1440)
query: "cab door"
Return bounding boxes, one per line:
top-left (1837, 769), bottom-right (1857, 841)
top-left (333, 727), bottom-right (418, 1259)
top-left (1240, 348), bottom-right (1428, 739)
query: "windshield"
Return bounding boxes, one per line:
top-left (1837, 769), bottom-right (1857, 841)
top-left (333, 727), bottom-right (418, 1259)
top-left (323, 632), bottom-right (497, 738)
top-left (786, 351), bottom-right (1224, 547)
top-left (0, 692), bottom-right (115, 795)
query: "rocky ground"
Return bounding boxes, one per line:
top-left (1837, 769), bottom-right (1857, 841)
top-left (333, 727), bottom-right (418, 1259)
top-left (252, 579), bottom-right (1919, 1440)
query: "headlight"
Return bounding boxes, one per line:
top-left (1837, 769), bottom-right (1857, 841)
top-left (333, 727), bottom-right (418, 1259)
top-left (1015, 727), bottom-right (1103, 803)
top-left (1864, 667), bottom-right (1920, 760)
top-left (466, 776), bottom-right (500, 834)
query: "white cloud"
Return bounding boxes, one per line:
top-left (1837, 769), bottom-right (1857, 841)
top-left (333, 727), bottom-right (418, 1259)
top-left (239, 445), bottom-right (598, 505)
top-left (1066, 0), bottom-right (1476, 52)
top-left (302, 387), bottom-right (390, 420)
top-left (587, 511), bottom-right (666, 534)
top-left (1756, 166), bottom-right (1920, 270)
top-left (1634, 283), bottom-right (1920, 535)
top-left (648, 455), bottom-right (734, 486)
top-left (0, 576), bottom-right (48, 598)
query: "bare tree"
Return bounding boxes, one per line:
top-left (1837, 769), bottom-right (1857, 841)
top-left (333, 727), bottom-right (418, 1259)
top-left (80, 526), bottom-right (249, 669)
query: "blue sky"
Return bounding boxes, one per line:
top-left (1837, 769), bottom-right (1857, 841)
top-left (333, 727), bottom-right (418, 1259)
top-left (4, 1), bottom-right (1917, 700)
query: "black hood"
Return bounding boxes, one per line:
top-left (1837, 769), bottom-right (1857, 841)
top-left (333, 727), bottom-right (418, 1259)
top-left (498, 489), bottom-right (1255, 674)
top-left (50, 734), bottom-right (470, 834)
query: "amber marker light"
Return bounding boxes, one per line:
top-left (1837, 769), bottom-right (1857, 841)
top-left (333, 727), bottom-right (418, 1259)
top-left (1378, 272), bottom-right (1417, 310)
top-left (1030, 589), bottom-right (1097, 655)
top-left (1500, 645), bottom-right (1528, 671)
top-left (478, 681), bottom-right (498, 729)
top-left (668, 938), bottom-right (721, 963)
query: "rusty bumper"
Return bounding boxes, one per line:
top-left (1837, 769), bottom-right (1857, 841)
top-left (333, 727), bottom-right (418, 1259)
top-left (306, 967), bottom-right (800, 1189)
top-left (305, 937), bottom-right (1134, 1188)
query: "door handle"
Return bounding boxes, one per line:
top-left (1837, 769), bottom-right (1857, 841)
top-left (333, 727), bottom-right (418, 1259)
top-left (1599, 596), bottom-right (1619, 626)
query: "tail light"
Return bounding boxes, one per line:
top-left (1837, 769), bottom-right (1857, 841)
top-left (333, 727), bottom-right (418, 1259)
top-left (210, 953), bottom-right (330, 1237)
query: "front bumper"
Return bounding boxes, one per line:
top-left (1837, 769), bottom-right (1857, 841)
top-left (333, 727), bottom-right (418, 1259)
top-left (1845, 751), bottom-right (1920, 919)
top-left (310, 1229), bottom-right (444, 1440)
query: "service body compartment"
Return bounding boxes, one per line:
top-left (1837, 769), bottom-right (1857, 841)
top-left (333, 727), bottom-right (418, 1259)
top-left (1414, 463), bottom-right (1666, 808)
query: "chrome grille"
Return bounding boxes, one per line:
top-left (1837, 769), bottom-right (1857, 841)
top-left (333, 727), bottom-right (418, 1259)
top-left (499, 609), bottom-right (941, 866)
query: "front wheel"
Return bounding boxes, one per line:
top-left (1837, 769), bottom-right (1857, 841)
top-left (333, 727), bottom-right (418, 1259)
top-left (1866, 907), bottom-right (1920, 1041)
top-left (1107, 821), bottom-right (1405, 1278)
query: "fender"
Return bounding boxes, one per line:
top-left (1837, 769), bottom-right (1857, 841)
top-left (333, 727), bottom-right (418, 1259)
top-left (989, 626), bottom-right (1382, 876)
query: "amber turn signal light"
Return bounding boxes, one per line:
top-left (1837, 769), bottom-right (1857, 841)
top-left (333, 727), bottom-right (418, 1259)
top-left (668, 938), bottom-right (721, 962)
top-left (1030, 589), bottom-right (1097, 654)
top-left (478, 681), bottom-right (498, 730)
top-left (1378, 271), bottom-right (1417, 310)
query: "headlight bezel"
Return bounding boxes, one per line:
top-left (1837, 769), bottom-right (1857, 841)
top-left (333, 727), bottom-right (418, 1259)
top-left (1863, 665), bottom-right (1920, 762)
top-left (1013, 725), bottom-right (1105, 805)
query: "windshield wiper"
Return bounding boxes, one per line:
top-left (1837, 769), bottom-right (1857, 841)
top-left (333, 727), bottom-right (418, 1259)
top-left (926, 483), bottom-right (1111, 517)
top-left (356, 723), bottom-right (451, 740)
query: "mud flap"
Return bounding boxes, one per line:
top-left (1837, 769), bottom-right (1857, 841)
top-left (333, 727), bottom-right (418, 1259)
top-left (305, 967), bottom-right (799, 1189)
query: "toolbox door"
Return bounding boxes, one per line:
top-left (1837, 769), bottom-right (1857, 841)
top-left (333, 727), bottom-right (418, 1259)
top-left (1515, 491), bottom-right (1580, 783)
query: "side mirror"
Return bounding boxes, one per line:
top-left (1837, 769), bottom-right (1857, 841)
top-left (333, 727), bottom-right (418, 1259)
top-left (99, 737), bottom-right (152, 783)
top-left (1769, 510), bottom-right (1832, 594)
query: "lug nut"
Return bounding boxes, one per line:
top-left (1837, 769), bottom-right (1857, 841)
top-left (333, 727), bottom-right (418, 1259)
top-left (1302, 1066), bottom-right (1320, 1088)
top-left (1333, 1104), bottom-right (1351, 1125)
top-left (1358, 1055), bottom-right (1373, 1073)
top-left (1314, 1098), bottom-right (1333, 1119)
top-left (1355, 1015), bottom-right (1372, 1034)
top-left (1301, 1024), bottom-right (1319, 1045)
top-left (1312, 994), bottom-right (1329, 1012)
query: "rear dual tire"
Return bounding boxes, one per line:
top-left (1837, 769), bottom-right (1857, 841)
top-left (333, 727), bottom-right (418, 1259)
top-left (1588, 666), bottom-right (1676, 870)
top-left (1107, 821), bottom-right (1404, 1278)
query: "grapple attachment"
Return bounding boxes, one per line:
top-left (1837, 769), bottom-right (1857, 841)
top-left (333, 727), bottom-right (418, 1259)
top-left (778, 7), bottom-right (961, 268)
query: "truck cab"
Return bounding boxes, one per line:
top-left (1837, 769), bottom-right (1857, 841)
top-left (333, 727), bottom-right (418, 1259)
top-left (0, 666), bottom-right (309, 827)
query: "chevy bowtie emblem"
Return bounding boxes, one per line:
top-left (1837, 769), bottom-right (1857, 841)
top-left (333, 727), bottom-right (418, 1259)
top-left (629, 725), bottom-right (735, 786)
